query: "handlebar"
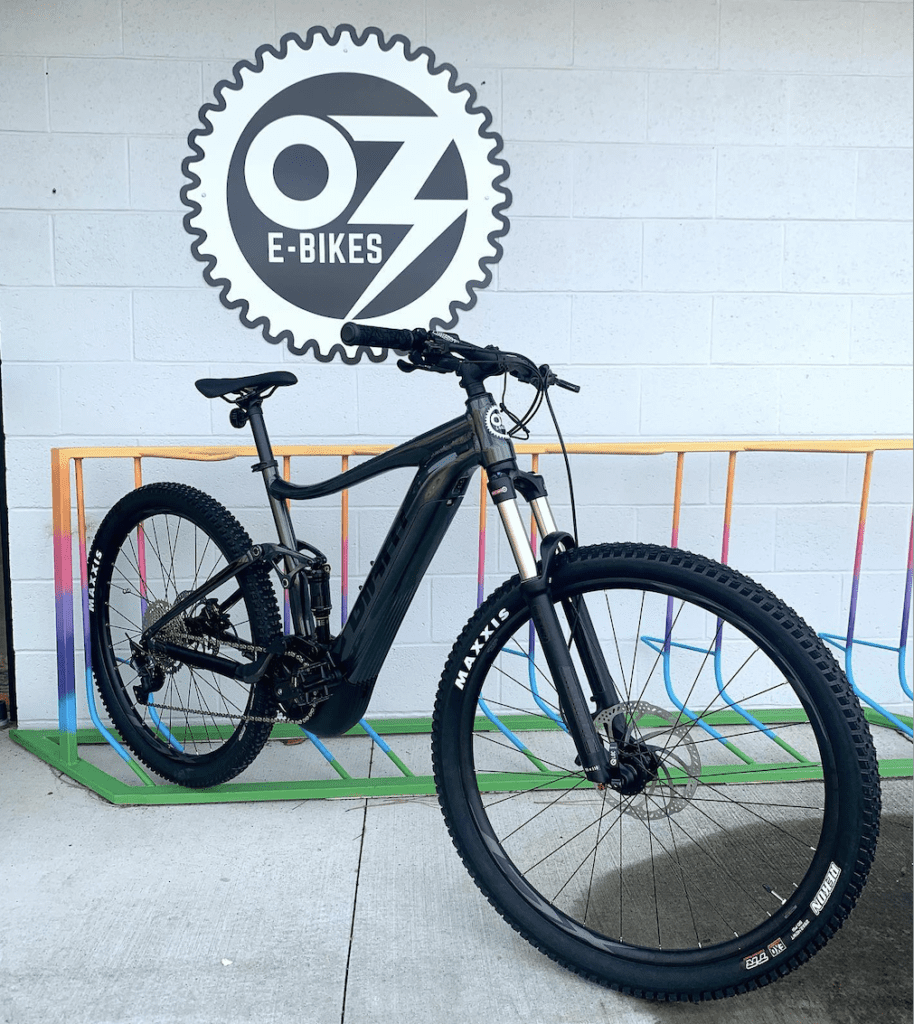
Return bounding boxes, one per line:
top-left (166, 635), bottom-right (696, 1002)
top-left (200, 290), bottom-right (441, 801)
top-left (339, 322), bottom-right (428, 351)
top-left (340, 321), bottom-right (580, 394)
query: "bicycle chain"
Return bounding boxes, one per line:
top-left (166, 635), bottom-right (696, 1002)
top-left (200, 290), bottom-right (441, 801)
top-left (142, 700), bottom-right (295, 726)
top-left (143, 634), bottom-right (318, 726)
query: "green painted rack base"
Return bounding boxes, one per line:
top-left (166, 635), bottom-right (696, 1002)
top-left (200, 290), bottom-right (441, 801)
top-left (10, 709), bottom-right (912, 807)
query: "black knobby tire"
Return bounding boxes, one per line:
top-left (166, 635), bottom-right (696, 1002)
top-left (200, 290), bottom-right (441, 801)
top-left (431, 542), bottom-right (880, 1001)
top-left (89, 483), bottom-right (282, 788)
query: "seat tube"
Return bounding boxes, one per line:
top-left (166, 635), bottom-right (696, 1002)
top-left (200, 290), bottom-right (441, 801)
top-left (246, 400), bottom-right (297, 550)
top-left (246, 400), bottom-right (312, 634)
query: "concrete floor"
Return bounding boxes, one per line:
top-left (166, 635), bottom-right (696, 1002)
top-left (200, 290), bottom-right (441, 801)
top-left (1, 728), bottom-right (911, 1024)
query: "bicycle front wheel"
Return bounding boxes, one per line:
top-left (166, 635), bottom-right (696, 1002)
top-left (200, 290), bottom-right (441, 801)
top-left (432, 542), bottom-right (880, 1000)
top-left (89, 482), bottom-right (282, 787)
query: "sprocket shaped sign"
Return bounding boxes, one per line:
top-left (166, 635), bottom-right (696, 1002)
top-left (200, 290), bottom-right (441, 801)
top-left (182, 26), bottom-right (511, 362)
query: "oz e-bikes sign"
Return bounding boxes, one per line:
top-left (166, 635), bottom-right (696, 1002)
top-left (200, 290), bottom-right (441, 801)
top-left (182, 26), bottom-right (511, 362)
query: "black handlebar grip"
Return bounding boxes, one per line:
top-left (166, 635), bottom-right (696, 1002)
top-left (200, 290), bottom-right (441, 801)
top-left (340, 322), bottom-right (419, 350)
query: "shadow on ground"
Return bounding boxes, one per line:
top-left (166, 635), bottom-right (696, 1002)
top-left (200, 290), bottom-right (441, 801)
top-left (645, 810), bottom-right (912, 1023)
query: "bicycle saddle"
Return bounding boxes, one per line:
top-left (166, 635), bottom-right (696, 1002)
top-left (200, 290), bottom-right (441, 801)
top-left (195, 371), bottom-right (298, 400)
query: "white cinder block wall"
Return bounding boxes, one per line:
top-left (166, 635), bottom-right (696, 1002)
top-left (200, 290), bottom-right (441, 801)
top-left (0, 0), bottom-right (911, 727)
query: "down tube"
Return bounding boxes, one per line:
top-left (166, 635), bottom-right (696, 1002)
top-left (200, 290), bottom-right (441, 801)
top-left (303, 447), bottom-right (481, 737)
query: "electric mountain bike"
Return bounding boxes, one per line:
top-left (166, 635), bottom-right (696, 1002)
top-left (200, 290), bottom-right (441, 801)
top-left (87, 322), bottom-right (880, 1001)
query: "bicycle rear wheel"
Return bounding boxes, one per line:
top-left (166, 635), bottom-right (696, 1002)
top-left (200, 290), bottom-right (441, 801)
top-left (432, 542), bottom-right (880, 1000)
top-left (89, 482), bottom-right (281, 787)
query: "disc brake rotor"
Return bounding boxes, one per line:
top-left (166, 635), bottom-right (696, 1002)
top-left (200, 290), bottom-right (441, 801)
top-left (594, 700), bottom-right (701, 820)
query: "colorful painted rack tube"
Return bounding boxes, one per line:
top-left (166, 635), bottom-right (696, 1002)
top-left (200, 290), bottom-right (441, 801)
top-left (9, 437), bottom-right (912, 806)
top-left (820, 453), bottom-right (914, 738)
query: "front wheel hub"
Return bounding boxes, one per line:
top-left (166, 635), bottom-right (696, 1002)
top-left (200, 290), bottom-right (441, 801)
top-left (593, 700), bottom-right (701, 818)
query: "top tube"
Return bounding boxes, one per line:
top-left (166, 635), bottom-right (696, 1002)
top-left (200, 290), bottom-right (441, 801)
top-left (269, 414), bottom-right (481, 502)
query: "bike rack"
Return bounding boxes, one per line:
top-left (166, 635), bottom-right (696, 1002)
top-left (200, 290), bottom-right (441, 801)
top-left (10, 439), bottom-right (912, 805)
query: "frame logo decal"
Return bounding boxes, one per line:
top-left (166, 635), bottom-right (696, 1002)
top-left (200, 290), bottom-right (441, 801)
top-left (183, 25), bottom-right (511, 363)
top-left (485, 406), bottom-right (512, 439)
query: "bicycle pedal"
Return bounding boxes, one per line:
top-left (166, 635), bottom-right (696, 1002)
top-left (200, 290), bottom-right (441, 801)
top-left (273, 663), bottom-right (340, 708)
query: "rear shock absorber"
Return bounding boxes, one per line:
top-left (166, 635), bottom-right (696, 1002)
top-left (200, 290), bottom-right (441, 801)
top-left (307, 561), bottom-right (333, 643)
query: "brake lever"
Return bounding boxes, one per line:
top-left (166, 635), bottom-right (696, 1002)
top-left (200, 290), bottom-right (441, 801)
top-left (396, 356), bottom-right (456, 376)
top-left (538, 364), bottom-right (581, 393)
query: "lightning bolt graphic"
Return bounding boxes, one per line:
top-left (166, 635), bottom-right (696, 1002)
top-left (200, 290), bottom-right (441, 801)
top-left (329, 116), bottom-right (467, 320)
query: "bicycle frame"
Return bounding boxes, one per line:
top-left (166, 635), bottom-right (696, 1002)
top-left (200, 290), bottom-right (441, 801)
top-left (143, 382), bottom-right (620, 780)
top-left (244, 389), bottom-right (524, 734)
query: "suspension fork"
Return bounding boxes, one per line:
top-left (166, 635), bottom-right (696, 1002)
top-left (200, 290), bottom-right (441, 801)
top-left (487, 471), bottom-right (614, 786)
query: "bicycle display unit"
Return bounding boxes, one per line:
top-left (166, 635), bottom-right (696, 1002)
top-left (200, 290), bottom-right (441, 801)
top-left (13, 323), bottom-right (913, 1001)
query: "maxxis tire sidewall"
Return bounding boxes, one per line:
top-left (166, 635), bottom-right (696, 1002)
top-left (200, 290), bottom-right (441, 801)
top-left (432, 543), bottom-right (879, 999)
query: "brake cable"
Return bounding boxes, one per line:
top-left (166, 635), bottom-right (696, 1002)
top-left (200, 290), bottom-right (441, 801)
top-left (496, 363), bottom-right (580, 546)
top-left (499, 372), bottom-right (545, 440)
top-left (543, 381), bottom-right (580, 546)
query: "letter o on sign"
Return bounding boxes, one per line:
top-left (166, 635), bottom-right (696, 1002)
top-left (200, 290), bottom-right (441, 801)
top-left (243, 115), bottom-right (357, 229)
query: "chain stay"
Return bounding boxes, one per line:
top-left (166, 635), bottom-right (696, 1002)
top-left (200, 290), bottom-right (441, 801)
top-left (142, 633), bottom-right (319, 725)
